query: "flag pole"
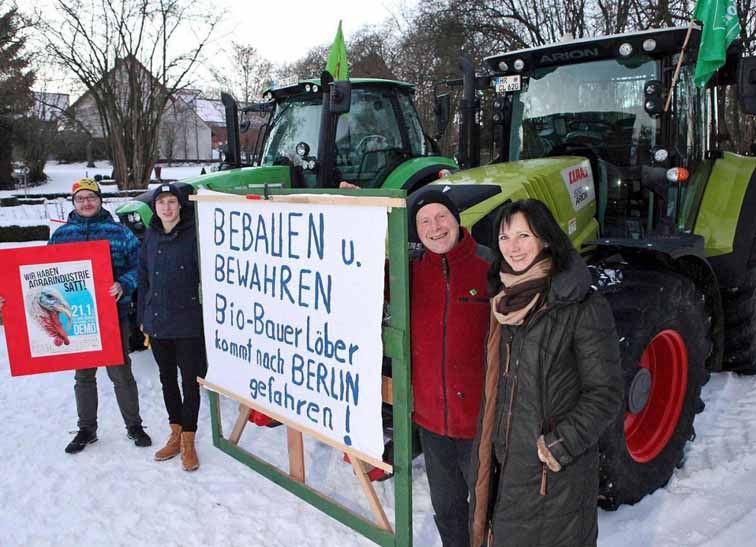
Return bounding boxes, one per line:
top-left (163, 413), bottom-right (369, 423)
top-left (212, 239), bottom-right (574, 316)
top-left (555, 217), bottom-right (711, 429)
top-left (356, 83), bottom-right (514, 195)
top-left (664, 20), bottom-right (697, 112)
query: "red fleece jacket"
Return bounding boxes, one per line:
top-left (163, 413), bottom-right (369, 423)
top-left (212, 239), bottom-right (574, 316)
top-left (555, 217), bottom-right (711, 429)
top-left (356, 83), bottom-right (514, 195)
top-left (411, 228), bottom-right (491, 439)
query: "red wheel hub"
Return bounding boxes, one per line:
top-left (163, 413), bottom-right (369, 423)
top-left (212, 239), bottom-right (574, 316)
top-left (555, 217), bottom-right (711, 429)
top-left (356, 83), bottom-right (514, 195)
top-left (624, 329), bottom-right (688, 463)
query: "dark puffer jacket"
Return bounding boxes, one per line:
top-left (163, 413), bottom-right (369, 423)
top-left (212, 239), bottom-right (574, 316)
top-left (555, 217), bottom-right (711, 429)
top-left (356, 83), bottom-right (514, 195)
top-left (49, 207), bottom-right (140, 319)
top-left (469, 253), bottom-right (623, 547)
top-left (137, 195), bottom-right (202, 339)
top-left (411, 227), bottom-right (491, 439)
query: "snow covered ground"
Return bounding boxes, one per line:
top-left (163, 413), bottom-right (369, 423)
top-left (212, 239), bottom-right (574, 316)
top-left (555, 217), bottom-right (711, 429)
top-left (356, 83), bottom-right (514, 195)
top-left (1, 161), bottom-right (214, 198)
top-left (1, 331), bottom-right (755, 546)
top-left (2, 163), bottom-right (756, 546)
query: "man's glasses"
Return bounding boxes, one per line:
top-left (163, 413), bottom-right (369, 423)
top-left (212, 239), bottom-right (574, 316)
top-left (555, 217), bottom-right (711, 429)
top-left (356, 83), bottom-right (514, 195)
top-left (74, 195), bottom-right (99, 204)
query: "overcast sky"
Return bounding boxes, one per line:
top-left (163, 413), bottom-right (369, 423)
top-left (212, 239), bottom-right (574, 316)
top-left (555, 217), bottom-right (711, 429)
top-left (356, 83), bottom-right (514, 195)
top-left (28, 0), bottom-right (415, 96)
top-left (217, 0), bottom-right (411, 65)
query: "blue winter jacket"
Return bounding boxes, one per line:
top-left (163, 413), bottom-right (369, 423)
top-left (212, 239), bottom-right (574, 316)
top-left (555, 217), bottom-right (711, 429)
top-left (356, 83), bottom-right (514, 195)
top-left (48, 207), bottom-right (140, 319)
top-left (137, 198), bottom-right (203, 339)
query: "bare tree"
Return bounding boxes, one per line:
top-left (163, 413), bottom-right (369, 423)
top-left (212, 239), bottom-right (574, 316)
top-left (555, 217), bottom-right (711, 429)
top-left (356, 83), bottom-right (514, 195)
top-left (42, 0), bottom-right (221, 189)
top-left (208, 42), bottom-right (272, 104)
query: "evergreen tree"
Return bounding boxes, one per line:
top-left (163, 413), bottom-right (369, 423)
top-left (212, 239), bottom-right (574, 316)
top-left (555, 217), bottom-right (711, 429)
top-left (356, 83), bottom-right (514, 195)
top-left (0, 4), bottom-right (35, 190)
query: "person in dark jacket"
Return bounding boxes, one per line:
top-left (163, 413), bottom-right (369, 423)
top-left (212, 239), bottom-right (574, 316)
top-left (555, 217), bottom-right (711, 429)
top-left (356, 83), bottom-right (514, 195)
top-left (50, 178), bottom-right (152, 453)
top-left (138, 183), bottom-right (206, 472)
top-left (468, 199), bottom-right (623, 547)
top-left (410, 190), bottom-right (491, 547)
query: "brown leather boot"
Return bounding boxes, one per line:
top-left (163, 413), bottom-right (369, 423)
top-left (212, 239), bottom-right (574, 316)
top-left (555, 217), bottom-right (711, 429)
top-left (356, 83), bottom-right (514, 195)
top-left (154, 424), bottom-right (182, 461)
top-left (181, 431), bottom-right (199, 471)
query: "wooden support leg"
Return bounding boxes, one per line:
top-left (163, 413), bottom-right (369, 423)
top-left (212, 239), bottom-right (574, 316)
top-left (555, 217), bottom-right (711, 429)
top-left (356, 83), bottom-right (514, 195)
top-left (287, 427), bottom-right (305, 483)
top-left (350, 458), bottom-right (393, 532)
top-left (229, 404), bottom-right (252, 445)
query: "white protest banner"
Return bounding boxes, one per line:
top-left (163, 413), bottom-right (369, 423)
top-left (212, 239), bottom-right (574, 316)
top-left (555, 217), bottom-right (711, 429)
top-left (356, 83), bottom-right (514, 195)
top-left (196, 190), bottom-right (387, 460)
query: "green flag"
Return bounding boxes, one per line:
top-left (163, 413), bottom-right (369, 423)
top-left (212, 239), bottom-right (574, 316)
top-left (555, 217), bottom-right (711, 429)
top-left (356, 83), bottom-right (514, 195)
top-left (693, 0), bottom-right (741, 87)
top-left (326, 20), bottom-right (349, 81)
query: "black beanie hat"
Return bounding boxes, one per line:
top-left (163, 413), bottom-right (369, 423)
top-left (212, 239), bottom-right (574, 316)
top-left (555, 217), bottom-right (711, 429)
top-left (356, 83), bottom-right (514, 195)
top-left (152, 183), bottom-right (183, 208)
top-left (411, 189), bottom-right (461, 227)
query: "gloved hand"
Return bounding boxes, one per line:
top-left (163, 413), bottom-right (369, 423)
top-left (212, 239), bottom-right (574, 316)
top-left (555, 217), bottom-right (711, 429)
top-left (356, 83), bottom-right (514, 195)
top-left (537, 435), bottom-right (562, 472)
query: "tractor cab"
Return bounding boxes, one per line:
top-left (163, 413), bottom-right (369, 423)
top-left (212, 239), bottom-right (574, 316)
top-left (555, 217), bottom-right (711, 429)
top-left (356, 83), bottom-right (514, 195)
top-left (442, 26), bottom-right (755, 246)
top-left (231, 78), bottom-right (441, 189)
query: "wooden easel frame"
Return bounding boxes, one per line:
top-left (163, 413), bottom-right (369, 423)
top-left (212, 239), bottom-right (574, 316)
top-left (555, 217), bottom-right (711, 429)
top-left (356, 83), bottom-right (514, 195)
top-left (193, 187), bottom-right (413, 547)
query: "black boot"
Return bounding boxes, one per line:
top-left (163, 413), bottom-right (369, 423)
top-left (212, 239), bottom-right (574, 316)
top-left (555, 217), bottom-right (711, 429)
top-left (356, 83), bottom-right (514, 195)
top-left (127, 425), bottom-right (152, 447)
top-left (65, 429), bottom-right (98, 454)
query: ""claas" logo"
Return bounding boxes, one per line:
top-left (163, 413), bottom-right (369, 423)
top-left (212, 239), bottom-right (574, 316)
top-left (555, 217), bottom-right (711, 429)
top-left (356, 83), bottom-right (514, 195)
top-left (568, 166), bottom-right (589, 185)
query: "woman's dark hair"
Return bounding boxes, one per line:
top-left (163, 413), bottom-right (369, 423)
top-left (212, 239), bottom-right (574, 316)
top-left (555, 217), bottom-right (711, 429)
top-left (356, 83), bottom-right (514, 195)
top-left (487, 199), bottom-right (575, 294)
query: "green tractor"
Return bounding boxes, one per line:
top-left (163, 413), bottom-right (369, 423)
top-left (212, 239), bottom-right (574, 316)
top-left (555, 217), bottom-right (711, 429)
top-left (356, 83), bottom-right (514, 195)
top-left (115, 75), bottom-right (457, 233)
top-left (413, 25), bottom-right (756, 508)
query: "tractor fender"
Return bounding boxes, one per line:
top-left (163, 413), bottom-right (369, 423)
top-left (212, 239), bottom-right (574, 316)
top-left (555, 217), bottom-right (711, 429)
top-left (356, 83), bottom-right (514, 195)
top-left (702, 157), bottom-right (756, 288)
top-left (591, 236), bottom-right (724, 372)
top-left (380, 156), bottom-right (458, 191)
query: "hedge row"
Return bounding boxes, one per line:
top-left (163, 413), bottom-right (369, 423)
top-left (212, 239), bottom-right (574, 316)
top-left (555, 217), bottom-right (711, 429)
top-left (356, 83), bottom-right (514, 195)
top-left (0, 225), bottom-right (50, 242)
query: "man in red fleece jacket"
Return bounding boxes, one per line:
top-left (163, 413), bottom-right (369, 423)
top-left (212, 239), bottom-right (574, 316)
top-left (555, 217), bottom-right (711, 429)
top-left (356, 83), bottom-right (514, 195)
top-left (410, 189), bottom-right (491, 547)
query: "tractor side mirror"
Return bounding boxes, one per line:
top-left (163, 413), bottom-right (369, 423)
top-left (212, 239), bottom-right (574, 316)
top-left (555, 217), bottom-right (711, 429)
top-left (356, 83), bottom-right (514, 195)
top-left (643, 80), bottom-right (664, 117)
top-left (329, 81), bottom-right (352, 114)
top-left (737, 56), bottom-right (756, 114)
top-left (641, 165), bottom-right (668, 199)
top-left (434, 93), bottom-right (450, 135)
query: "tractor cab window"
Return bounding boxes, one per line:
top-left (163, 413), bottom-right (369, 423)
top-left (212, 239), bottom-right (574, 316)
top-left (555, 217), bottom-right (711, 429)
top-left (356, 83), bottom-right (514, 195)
top-left (397, 92), bottom-right (428, 157)
top-left (510, 57), bottom-right (659, 237)
top-left (262, 95), bottom-right (322, 168)
top-left (335, 88), bottom-right (404, 187)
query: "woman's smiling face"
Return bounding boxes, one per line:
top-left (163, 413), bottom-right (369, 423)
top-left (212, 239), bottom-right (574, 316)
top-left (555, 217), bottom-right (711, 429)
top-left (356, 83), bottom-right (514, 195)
top-left (498, 212), bottom-right (545, 272)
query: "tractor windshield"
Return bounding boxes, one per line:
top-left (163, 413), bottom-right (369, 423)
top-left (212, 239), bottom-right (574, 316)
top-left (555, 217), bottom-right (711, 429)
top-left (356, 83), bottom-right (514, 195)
top-left (262, 95), bottom-right (322, 166)
top-left (510, 57), bottom-right (658, 171)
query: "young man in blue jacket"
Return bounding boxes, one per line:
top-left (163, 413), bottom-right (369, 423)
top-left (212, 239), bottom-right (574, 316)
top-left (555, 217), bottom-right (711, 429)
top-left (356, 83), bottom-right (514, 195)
top-left (50, 178), bottom-right (151, 453)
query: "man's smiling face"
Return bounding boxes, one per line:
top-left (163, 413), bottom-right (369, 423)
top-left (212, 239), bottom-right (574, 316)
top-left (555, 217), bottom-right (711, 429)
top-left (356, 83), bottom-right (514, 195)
top-left (416, 202), bottom-right (459, 255)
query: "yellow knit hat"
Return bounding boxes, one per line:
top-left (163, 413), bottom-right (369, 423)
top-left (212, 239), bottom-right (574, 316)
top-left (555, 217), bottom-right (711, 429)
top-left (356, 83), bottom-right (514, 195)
top-left (71, 178), bottom-right (101, 197)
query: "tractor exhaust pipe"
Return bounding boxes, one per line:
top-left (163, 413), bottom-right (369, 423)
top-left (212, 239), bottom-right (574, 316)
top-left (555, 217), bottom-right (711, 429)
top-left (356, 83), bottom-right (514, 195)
top-left (221, 92), bottom-right (241, 169)
top-left (458, 57), bottom-right (480, 169)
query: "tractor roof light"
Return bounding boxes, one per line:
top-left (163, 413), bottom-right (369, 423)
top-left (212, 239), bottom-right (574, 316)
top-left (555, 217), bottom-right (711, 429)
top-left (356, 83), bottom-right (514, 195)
top-left (619, 42), bottom-right (633, 57)
top-left (513, 59), bottom-right (525, 71)
top-left (305, 84), bottom-right (311, 92)
top-left (312, 84), bottom-right (319, 93)
top-left (498, 61), bottom-right (508, 72)
top-left (642, 39), bottom-right (657, 52)
top-left (654, 148), bottom-right (669, 162)
top-left (666, 167), bottom-right (689, 183)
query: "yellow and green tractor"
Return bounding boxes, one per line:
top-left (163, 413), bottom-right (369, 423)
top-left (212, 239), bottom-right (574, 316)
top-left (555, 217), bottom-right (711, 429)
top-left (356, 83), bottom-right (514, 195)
top-left (416, 25), bottom-right (756, 509)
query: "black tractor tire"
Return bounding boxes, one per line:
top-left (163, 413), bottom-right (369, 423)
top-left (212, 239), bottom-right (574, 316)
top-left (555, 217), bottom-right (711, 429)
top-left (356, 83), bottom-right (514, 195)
top-left (721, 265), bottom-right (756, 374)
top-left (594, 267), bottom-right (710, 510)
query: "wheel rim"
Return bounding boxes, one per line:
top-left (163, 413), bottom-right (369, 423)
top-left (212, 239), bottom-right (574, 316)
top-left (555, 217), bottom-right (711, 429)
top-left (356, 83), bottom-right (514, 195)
top-left (624, 329), bottom-right (688, 463)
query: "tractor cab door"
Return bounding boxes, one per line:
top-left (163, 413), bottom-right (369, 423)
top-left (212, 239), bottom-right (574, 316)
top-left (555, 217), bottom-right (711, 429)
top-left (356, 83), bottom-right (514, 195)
top-left (334, 87), bottom-right (428, 188)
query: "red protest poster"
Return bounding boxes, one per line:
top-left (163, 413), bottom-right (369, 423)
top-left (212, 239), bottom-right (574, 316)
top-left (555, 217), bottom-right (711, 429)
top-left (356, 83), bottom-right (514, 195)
top-left (0, 241), bottom-right (123, 376)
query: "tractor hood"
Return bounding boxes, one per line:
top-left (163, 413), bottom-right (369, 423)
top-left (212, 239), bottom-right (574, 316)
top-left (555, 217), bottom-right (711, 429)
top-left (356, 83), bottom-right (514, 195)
top-left (411, 157), bottom-right (600, 249)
